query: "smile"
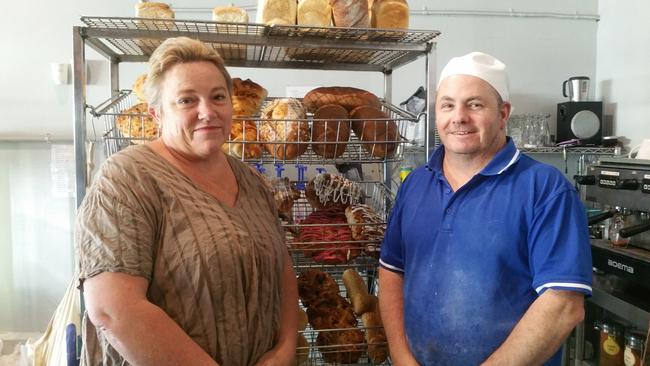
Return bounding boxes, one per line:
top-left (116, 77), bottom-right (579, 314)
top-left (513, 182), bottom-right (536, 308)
top-left (450, 131), bottom-right (473, 135)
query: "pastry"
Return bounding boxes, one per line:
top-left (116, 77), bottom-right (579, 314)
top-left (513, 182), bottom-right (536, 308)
top-left (297, 269), bottom-right (340, 308)
top-left (305, 173), bottom-right (362, 211)
top-left (132, 74), bottom-right (147, 102)
top-left (316, 328), bottom-right (365, 364)
top-left (232, 78), bottom-right (268, 117)
top-left (350, 105), bottom-right (399, 158)
top-left (297, 209), bottom-right (360, 264)
top-left (115, 103), bottom-right (158, 143)
top-left (311, 104), bottom-right (350, 159)
top-left (222, 120), bottom-right (262, 159)
top-left (259, 98), bottom-right (310, 160)
top-left (345, 204), bottom-right (385, 257)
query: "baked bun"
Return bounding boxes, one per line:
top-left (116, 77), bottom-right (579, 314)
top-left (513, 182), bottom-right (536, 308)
top-left (345, 204), bottom-right (385, 257)
top-left (115, 103), bottom-right (158, 143)
top-left (259, 98), bottom-right (310, 160)
top-left (371, 0), bottom-right (409, 29)
top-left (222, 120), bottom-right (262, 159)
top-left (312, 104), bottom-right (350, 159)
top-left (132, 74), bottom-right (147, 102)
top-left (350, 105), bottom-right (399, 158)
top-left (232, 78), bottom-right (268, 117)
top-left (329, 0), bottom-right (370, 28)
top-left (305, 173), bottom-right (362, 211)
top-left (302, 86), bottom-right (381, 113)
top-left (297, 0), bottom-right (332, 26)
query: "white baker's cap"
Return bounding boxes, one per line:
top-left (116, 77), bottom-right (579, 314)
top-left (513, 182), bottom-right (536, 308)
top-left (437, 52), bottom-right (510, 102)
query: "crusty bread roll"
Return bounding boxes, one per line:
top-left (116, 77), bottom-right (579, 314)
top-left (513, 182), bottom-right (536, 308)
top-left (115, 103), bottom-right (158, 144)
top-left (297, 0), bottom-right (332, 26)
top-left (303, 86), bottom-right (381, 113)
top-left (256, 0), bottom-right (297, 25)
top-left (232, 78), bottom-right (268, 117)
top-left (259, 98), bottom-right (310, 160)
top-left (135, 2), bottom-right (175, 18)
top-left (350, 105), bottom-right (399, 158)
top-left (361, 298), bottom-right (388, 364)
top-left (212, 5), bottom-right (249, 22)
top-left (222, 120), bottom-right (262, 159)
top-left (312, 104), bottom-right (350, 159)
top-left (342, 269), bottom-right (374, 315)
top-left (329, 0), bottom-right (369, 27)
top-left (371, 0), bottom-right (409, 29)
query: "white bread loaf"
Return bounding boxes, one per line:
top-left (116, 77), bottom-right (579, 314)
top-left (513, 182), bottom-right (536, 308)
top-left (212, 6), bottom-right (249, 22)
top-left (135, 2), bottom-right (175, 18)
top-left (329, 0), bottom-right (369, 28)
top-left (297, 0), bottom-right (332, 27)
top-left (256, 0), bottom-right (297, 25)
top-left (371, 0), bottom-right (409, 29)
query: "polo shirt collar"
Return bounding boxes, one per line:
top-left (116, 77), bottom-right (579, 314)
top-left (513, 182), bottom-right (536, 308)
top-left (425, 137), bottom-right (521, 176)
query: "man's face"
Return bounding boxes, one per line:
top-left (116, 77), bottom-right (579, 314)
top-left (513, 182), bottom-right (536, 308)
top-left (435, 75), bottom-right (511, 160)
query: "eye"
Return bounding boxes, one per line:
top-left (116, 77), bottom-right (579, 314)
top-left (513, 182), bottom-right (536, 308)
top-left (468, 101), bottom-right (483, 110)
top-left (212, 93), bottom-right (227, 101)
top-left (439, 103), bottom-right (453, 112)
top-left (177, 96), bottom-right (194, 105)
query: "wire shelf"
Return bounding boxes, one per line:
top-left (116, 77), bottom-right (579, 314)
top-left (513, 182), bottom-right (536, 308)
top-left (89, 91), bottom-right (419, 163)
top-left (79, 16), bottom-right (440, 70)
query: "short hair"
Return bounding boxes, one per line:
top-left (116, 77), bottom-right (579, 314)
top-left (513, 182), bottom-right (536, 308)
top-left (144, 37), bottom-right (232, 110)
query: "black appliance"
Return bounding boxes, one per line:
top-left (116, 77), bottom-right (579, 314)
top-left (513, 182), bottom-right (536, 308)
top-left (556, 101), bottom-right (603, 145)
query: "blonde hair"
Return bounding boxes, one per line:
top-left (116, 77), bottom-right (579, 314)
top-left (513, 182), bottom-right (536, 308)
top-left (144, 37), bottom-right (232, 109)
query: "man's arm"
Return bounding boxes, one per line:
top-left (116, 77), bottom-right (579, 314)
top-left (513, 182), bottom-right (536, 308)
top-left (254, 251), bottom-right (298, 366)
top-left (378, 267), bottom-right (420, 366)
top-left (481, 289), bottom-right (585, 366)
top-left (83, 272), bottom-right (219, 366)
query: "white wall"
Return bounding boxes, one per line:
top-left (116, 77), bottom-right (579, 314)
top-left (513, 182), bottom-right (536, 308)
top-left (596, 0), bottom-right (650, 149)
top-left (0, 0), bottom-right (599, 141)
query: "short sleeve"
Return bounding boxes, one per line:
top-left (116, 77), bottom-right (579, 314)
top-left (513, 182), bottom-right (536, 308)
top-left (76, 154), bottom-right (159, 284)
top-left (380, 180), bottom-right (407, 273)
top-left (528, 186), bottom-right (592, 296)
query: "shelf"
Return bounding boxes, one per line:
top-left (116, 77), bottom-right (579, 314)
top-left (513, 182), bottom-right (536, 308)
top-left (79, 16), bottom-right (440, 72)
top-left (520, 146), bottom-right (617, 155)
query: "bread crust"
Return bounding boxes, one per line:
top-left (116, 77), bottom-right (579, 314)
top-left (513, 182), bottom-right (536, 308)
top-left (371, 0), bottom-right (409, 29)
top-left (259, 98), bottom-right (310, 160)
top-left (329, 0), bottom-right (369, 27)
top-left (312, 104), bottom-right (350, 159)
top-left (115, 103), bottom-right (158, 143)
top-left (303, 86), bottom-right (381, 113)
top-left (342, 269), bottom-right (374, 315)
top-left (350, 105), bottom-right (399, 158)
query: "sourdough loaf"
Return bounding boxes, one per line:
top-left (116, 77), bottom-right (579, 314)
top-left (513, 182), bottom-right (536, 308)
top-left (303, 86), bottom-right (381, 113)
top-left (312, 104), bottom-right (350, 159)
top-left (350, 105), bottom-right (399, 158)
top-left (259, 98), bottom-right (310, 160)
top-left (329, 0), bottom-right (369, 27)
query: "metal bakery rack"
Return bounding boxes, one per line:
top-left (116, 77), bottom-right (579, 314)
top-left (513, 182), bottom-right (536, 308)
top-left (73, 16), bottom-right (441, 365)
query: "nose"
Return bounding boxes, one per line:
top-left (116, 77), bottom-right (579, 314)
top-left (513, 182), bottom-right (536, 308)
top-left (451, 105), bottom-right (469, 124)
top-left (197, 99), bottom-right (217, 121)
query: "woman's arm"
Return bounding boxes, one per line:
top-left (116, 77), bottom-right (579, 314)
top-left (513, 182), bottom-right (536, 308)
top-left (254, 251), bottom-right (298, 366)
top-left (83, 272), bottom-right (219, 366)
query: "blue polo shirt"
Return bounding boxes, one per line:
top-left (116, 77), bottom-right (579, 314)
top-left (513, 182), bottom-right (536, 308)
top-left (380, 138), bottom-right (592, 366)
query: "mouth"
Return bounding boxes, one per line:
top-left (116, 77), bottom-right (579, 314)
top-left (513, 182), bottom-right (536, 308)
top-left (194, 125), bottom-right (221, 133)
top-left (449, 130), bottom-right (474, 136)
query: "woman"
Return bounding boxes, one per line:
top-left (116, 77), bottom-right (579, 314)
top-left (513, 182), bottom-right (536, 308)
top-left (76, 37), bottom-right (297, 366)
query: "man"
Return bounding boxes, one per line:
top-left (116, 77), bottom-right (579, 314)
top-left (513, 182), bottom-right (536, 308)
top-left (378, 52), bottom-right (592, 365)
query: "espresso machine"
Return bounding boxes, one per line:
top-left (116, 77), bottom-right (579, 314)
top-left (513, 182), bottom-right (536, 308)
top-left (582, 157), bottom-right (650, 286)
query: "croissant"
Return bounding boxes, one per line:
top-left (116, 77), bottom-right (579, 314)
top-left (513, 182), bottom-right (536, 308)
top-left (223, 120), bottom-right (262, 159)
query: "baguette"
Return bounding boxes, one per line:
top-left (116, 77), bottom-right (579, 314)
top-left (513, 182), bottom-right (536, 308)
top-left (361, 300), bottom-right (388, 364)
top-left (342, 269), bottom-right (374, 315)
top-left (302, 86), bottom-right (381, 113)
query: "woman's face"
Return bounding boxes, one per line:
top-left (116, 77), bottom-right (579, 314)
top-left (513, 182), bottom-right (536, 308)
top-left (151, 61), bottom-right (232, 160)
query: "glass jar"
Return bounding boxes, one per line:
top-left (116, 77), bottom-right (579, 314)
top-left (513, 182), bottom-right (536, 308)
top-left (609, 210), bottom-right (631, 248)
top-left (623, 331), bottom-right (645, 366)
top-left (596, 322), bottom-right (625, 366)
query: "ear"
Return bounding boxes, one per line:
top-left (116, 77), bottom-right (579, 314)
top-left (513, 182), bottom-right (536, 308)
top-left (499, 102), bottom-right (512, 129)
top-left (148, 105), bottom-right (161, 123)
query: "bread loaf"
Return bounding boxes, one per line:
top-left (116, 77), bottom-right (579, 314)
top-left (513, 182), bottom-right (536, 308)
top-left (361, 300), bottom-right (388, 364)
top-left (297, 0), bottom-right (332, 26)
top-left (312, 104), bottom-right (350, 159)
top-left (303, 86), bottom-right (381, 113)
top-left (316, 328), bottom-right (365, 364)
top-left (132, 74), bottom-right (147, 102)
top-left (115, 103), bottom-right (158, 144)
top-left (212, 6), bottom-right (249, 23)
top-left (135, 2), bottom-right (175, 18)
top-left (345, 204), bottom-right (385, 257)
top-left (371, 0), bottom-right (409, 29)
top-left (297, 269), bottom-right (340, 308)
top-left (134, 3), bottom-right (175, 54)
top-left (330, 0), bottom-right (369, 27)
top-left (350, 105), bottom-right (399, 158)
top-left (232, 78), bottom-right (268, 117)
top-left (256, 0), bottom-right (297, 25)
top-left (342, 269), bottom-right (374, 315)
top-left (259, 98), bottom-right (310, 160)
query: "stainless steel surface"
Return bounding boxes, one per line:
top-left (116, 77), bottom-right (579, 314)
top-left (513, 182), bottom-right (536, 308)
top-left (79, 17), bottom-right (440, 72)
top-left (72, 26), bottom-right (87, 208)
top-left (563, 76), bottom-right (590, 102)
top-left (590, 280), bottom-right (649, 330)
top-left (521, 146), bottom-right (616, 154)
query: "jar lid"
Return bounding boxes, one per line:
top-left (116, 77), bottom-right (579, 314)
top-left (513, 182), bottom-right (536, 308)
top-left (625, 332), bottom-right (646, 350)
top-left (597, 322), bottom-right (623, 335)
